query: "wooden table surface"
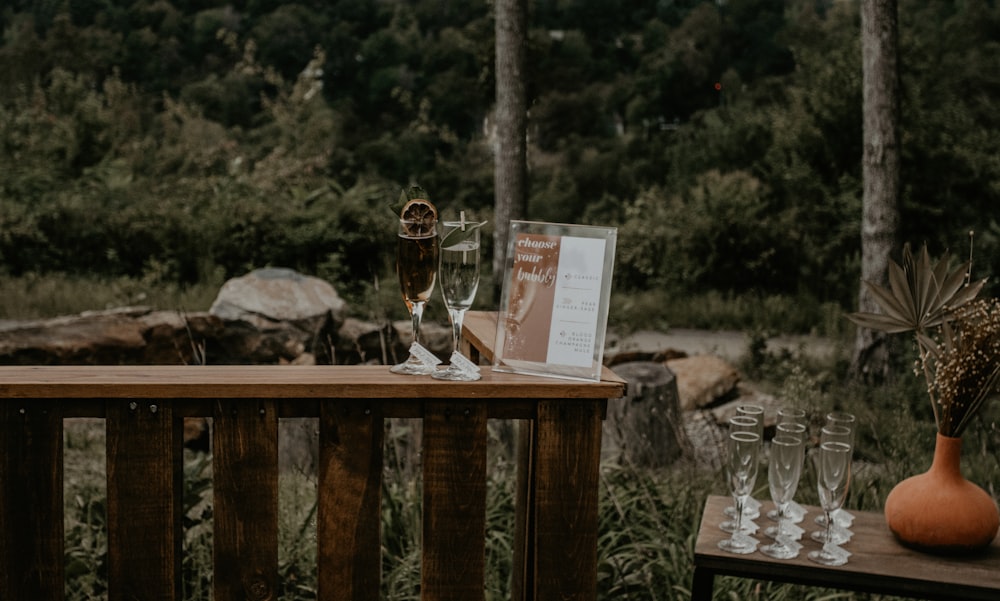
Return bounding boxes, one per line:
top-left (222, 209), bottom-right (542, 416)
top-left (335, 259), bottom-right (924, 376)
top-left (693, 494), bottom-right (1000, 601)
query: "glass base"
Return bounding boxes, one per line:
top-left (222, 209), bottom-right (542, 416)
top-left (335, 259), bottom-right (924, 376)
top-left (764, 523), bottom-right (803, 541)
top-left (807, 546), bottom-right (849, 566)
top-left (390, 357), bottom-right (437, 375)
top-left (810, 526), bottom-right (851, 545)
top-left (431, 364), bottom-right (481, 381)
top-left (759, 541), bottom-right (799, 560)
top-left (431, 351), bottom-right (481, 381)
top-left (719, 519), bottom-right (758, 535)
top-left (390, 342), bottom-right (441, 375)
top-left (717, 534), bottom-right (758, 554)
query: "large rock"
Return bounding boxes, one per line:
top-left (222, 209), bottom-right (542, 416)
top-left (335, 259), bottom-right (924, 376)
top-left (665, 354), bottom-right (740, 411)
top-left (209, 268), bottom-right (347, 364)
top-left (210, 267), bottom-right (346, 327)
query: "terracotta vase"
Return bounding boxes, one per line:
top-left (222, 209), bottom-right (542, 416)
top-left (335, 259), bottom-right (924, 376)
top-left (884, 433), bottom-right (1000, 554)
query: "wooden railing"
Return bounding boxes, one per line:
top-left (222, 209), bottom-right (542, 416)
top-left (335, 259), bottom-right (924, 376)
top-left (0, 312), bottom-right (626, 601)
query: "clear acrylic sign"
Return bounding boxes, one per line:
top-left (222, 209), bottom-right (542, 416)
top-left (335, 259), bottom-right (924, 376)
top-left (493, 221), bottom-right (617, 381)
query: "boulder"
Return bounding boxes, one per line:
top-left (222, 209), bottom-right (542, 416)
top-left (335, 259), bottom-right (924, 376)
top-left (210, 267), bottom-right (347, 325)
top-left (665, 354), bottom-right (740, 411)
top-left (208, 267), bottom-right (347, 364)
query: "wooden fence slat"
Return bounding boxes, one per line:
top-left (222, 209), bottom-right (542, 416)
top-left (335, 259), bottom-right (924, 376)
top-left (0, 400), bottom-right (64, 601)
top-left (511, 419), bottom-right (536, 601)
top-left (106, 399), bottom-right (182, 601)
top-left (533, 400), bottom-right (604, 601)
top-left (317, 400), bottom-right (383, 601)
top-left (213, 399), bottom-right (280, 601)
top-left (422, 401), bottom-right (488, 601)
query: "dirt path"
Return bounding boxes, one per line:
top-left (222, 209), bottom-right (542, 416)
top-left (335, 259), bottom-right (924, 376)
top-left (605, 328), bottom-right (840, 363)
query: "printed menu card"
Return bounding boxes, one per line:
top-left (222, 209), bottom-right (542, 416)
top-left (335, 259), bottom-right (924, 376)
top-left (493, 221), bottom-right (617, 381)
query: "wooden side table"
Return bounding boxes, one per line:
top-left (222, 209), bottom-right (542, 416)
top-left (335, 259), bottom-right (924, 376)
top-left (693, 495), bottom-right (1000, 601)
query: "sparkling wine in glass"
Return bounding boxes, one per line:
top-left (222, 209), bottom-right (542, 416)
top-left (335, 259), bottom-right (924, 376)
top-left (760, 434), bottom-right (805, 559)
top-left (808, 441), bottom-right (853, 566)
top-left (391, 216), bottom-right (440, 375)
top-left (433, 217), bottom-right (482, 381)
top-left (718, 430), bottom-right (761, 554)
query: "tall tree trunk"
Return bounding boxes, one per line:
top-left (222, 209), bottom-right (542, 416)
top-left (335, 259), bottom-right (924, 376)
top-left (853, 0), bottom-right (900, 380)
top-left (492, 0), bottom-right (528, 300)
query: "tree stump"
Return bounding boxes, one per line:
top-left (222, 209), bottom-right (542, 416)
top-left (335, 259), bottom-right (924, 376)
top-left (603, 361), bottom-right (692, 467)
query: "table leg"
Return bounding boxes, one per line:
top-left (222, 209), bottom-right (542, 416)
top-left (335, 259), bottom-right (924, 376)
top-left (533, 400), bottom-right (603, 601)
top-left (691, 566), bottom-right (716, 601)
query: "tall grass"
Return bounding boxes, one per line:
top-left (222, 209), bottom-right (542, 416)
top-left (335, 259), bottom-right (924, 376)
top-left (61, 387), bottom-right (1000, 600)
top-left (1, 272), bottom-right (223, 320)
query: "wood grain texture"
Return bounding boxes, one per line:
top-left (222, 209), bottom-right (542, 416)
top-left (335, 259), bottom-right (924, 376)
top-left (317, 400), bottom-right (383, 601)
top-left (511, 419), bottom-right (535, 601)
top-left (0, 364), bottom-right (624, 402)
top-left (532, 400), bottom-right (604, 601)
top-left (1, 400), bottom-right (64, 601)
top-left (694, 495), bottom-right (1000, 601)
top-left (213, 399), bottom-right (279, 601)
top-left (106, 399), bottom-right (182, 601)
top-left (421, 401), bottom-right (488, 601)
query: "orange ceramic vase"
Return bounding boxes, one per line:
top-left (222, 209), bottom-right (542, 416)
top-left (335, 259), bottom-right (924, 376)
top-left (884, 433), bottom-right (999, 554)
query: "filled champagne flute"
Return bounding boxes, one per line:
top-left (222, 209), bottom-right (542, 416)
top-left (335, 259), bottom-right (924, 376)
top-left (391, 213), bottom-right (440, 375)
top-left (808, 441), bottom-right (852, 566)
top-left (760, 434), bottom-right (805, 559)
top-left (433, 216), bottom-right (482, 381)
top-left (718, 430), bottom-right (762, 554)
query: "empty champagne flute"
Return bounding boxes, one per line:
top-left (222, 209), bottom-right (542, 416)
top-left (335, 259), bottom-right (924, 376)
top-left (767, 422), bottom-right (808, 524)
top-left (718, 430), bottom-right (762, 554)
top-left (760, 434), bottom-right (805, 559)
top-left (724, 406), bottom-right (764, 519)
top-left (808, 441), bottom-right (853, 566)
top-left (391, 212), bottom-right (440, 375)
top-left (433, 216), bottom-right (482, 381)
top-left (722, 415), bottom-right (762, 527)
top-left (814, 422), bottom-right (855, 540)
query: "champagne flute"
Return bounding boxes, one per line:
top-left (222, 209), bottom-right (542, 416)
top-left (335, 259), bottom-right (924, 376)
top-left (814, 422), bottom-right (855, 540)
top-left (721, 415), bottom-right (762, 527)
top-left (717, 430), bottom-right (761, 554)
top-left (391, 217), bottom-right (440, 375)
top-left (808, 441), bottom-right (852, 566)
top-left (433, 217), bottom-right (481, 381)
top-left (724, 405), bottom-right (764, 518)
top-left (760, 434), bottom-right (805, 559)
top-left (767, 422), bottom-right (808, 523)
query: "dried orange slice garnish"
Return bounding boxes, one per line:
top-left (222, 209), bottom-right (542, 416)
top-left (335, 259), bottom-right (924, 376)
top-left (400, 198), bottom-right (438, 237)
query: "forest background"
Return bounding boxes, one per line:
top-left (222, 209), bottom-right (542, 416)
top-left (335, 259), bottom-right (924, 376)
top-left (1, 0), bottom-right (999, 334)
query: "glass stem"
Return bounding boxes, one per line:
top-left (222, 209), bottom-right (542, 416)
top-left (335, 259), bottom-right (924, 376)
top-left (733, 495), bottom-right (745, 537)
top-left (775, 504), bottom-right (786, 547)
top-left (824, 509), bottom-right (835, 545)
top-left (410, 301), bottom-right (424, 347)
top-left (448, 308), bottom-right (466, 355)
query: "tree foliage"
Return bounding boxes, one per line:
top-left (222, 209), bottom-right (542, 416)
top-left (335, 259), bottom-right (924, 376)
top-left (1, 0), bottom-right (998, 314)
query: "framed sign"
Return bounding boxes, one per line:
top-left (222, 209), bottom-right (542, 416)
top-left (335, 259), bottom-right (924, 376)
top-left (492, 221), bottom-right (617, 382)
